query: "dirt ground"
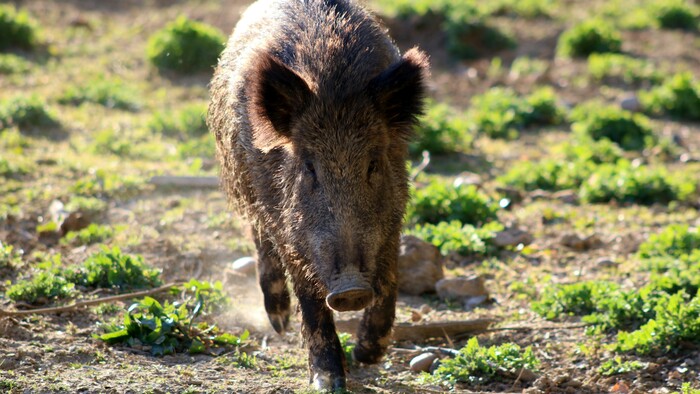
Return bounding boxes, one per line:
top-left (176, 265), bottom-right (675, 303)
top-left (1, 0), bottom-right (700, 393)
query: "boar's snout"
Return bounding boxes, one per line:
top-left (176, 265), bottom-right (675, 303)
top-left (326, 287), bottom-right (374, 312)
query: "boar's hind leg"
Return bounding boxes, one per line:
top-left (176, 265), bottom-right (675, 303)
top-left (253, 231), bottom-right (291, 334)
top-left (353, 277), bottom-right (397, 364)
top-left (295, 280), bottom-right (347, 390)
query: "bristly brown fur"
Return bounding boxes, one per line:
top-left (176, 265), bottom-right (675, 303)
top-left (207, 0), bottom-right (429, 390)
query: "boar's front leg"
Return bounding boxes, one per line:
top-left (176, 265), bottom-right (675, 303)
top-left (253, 229), bottom-right (291, 334)
top-left (294, 278), bottom-right (347, 390)
top-left (353, 258), bottom-right (397, 364)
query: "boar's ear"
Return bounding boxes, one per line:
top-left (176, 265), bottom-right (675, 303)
top-left (248, 53), bottom-right (312, 150)
top-left (369, 47), bottom-right (429, 135)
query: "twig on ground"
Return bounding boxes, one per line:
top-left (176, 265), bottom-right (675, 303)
top-left (0, 282), bottom-right (185, 317)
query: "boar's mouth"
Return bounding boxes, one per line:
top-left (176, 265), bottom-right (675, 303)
top-left (325, 269), bottom-right (374, 312)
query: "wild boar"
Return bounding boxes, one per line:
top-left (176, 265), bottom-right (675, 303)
top-left (208, 0), bottom-right (428, 389)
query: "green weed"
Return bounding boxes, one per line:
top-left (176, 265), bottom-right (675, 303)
top-left (0, 95), bottom-right (59, 131)
top-left (650, 1), bottom-right (698, 30)
top-left (675, 382), bottom-right (700, 394)
top-left (90, 129), bottom-right (133, 156)
top-left (411, 101), bottom-right (472, 155)
top-left (588, 53), bottom-right (662, 85)
top-left (597, 357), bottom-right (644, 376)
top-left (406, 220), bottom-right (504, 256)
top-left (423, 337), bottom-right (540, 385)
top-left (58, 76), bottom-right (140, 111)
top-left (641, 72), bottom-right (700, 121)
top-left (6, 271), bottom-right (76, 303)
top-left (61, 224), bottom-right (115, 246)
top-left (176, 279), bottom-right (230, 314)
top-left (0, 242), bottom-right (22, 269)
top-left (468, 87), bottom-right (562, 139)
top-left (637, 224), bottom-right (700, 259)
top-left (0, 53), bottom-right (30, 74)
top-left (489, 0), bottom-right (555, 18)
top-left (147, 16), bottom-right (226, 73)
top-left (571, 104), bottom-right (653, 151)
top-left (0, 5), bottom-right (38, 50)
top-left (407, 181), bottom-right (498, 225)
top-left (497, 159), bottom-right (594, 191)
top-left (64, 247), bottom-right (162, 290)
top-left (64, 196), bottom-right (108, 217)
top-left (177, 134), bottom-right (215, 159)
top-left (0, 156), bottom-right (30, 178)
top-left (338, 332), bottom-right (355, 366)
top-left (557, 19), bottom-right (622, 58)
top-left (70, 169), bottom-right (144, 198)
top-left (148, 103), bottom-right (208, 139)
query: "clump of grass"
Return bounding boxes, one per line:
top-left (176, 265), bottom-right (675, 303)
top-left (0, 242), bottom-right (22, 269)
top-left (637, 224), bottom-right (700, 259)
top-left (177, 279), bottom-right (230, 314)
top-left (377, 0), bottom-right (514, 59)
top-left (58, 76), bottom-right (140, 111)
top-left (90, 129), bottom-right (133, 156)
top-left (64, 196), bottom-right (108, 217)
top-left (0, 5), bottom-right (39, 50)
top-left (6, 272), bottom-right (76, 303)
top-left (571, 104), bottom-right (653, 151)
top-left (488, 0), bottom-right (555, 19)
top-left (557, 19), bottom-right (622, 58)
top-left (0, 95), bottom-right (59, 130)
top-left (641, 72), bottom-right (700, 121)
top-left (147, 16), bottom-right (226, 73)
top-left (0, 53), bottom-right (31, 74)
top-left (410, 101), bottom-right (471, 155)
top-left (64, 247), bottom-right (162, 290)
top-left (579, 161), bottom-right (695, 205)
top-left (148, 103), bottom-right (208, 139)
top-left (0, 128), bottom-right (30, 152)
top-left (96, 283), bottom-right (241, 356)
top-left (588, 53), bottom-right (662, 85)
top-left (406, 220), bottom-right (504, 256)
top-left (61, 224), bottom-right (115, 246)
top-left (468, 87), bottom-right (562, 139)
top-left (675, 383), bottom-right (700, 394)
top-left (423, 337), bottom-right (540, 386)
top-left (177, 134), bottom-right (216, 159)
top-left (497, 159), bottom-right (594, 191)
top-left (70, 169), bottom-right (144, 198)
top-left (0, 156), bottom-right (30, 178)
top-left (560, 138), bottom-right (624, 164)
top-left (597, 357), bottom-right (644, 376)
top-left (650, 1), bottom-right (698, 30)
top-left (407, 181), bottom-right (499, 226)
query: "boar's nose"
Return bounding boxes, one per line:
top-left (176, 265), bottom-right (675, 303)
top-left (326, 287), bottom-right (374, 312)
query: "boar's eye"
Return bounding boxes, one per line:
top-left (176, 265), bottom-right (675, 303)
top-left (305, 160), bottom-right (316, 179)
top-left (367, 159), bottom-right (379, 179)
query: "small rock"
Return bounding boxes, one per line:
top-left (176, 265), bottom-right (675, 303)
top-left (60, 212), bottom-right (91, 235)
top-left (492, 227), bottom-right (533, 247)
top-left (620, 94), bottom-right (641, 112)
top-left (561, 233), bottom-right (603, 251)
top-left (410, 310), bottom-right (422, 322)
top-left (409, 352), bottom-right (438, 373)
top-left (435, 275), bottom-right (488, 300)
top-left (453, 172), bottom-right (482, 188)
top-left (231, 256), bottom-right (256, 276)
top-left (419, 304), bottom-right (432, 314)
top-left (553, 374), bottom-right (569, 385)
top-left (552, 189), bottom-right (579, 205)
top-left (398, 235), bottom-right (444, 295)
top-left (595, 257), bottom-right (617, 269)
top-left (519, 368), bottom-right (539, 382)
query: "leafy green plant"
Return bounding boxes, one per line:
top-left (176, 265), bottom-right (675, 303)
top-left (560, 139), bottom-right (623, 164)
top-left (406, 220), bottom-right (503, 256)
top-left (637, 224), bottom-right (700, 259)
top-left (641, 72), bottom-right (700, 121)
top-left (588, 53), bottom-right (662, 85)
top-left (675, 382), bottom-right (700, 394)
top-left (425, 337), bottom-right (540, 385)
top-left (0, 242), bottom-right (22, 268)
top-left (0, 53), bottom-right (30, 74)
top-left (650, 1), bottom-right (698, 30)
top-left (96, 296), bottom-right (251, 356)
top-left (532, 280), bottom-right (620, 320)
top-left (557, 19), bottom-right (622, 58)
top-left (411, 101), bottom-right (471, 155)
top-left (497, 159), bottom-right (594, 191)
top-left (61, 224), bottom-right (115, 246)
top-left (597, 357), bottom-right (644, 376)
top-left (407, 181), bottom-right (498, 225)
top-left (70, 169), bottom-right (144, 198)
top-left (6, 272), bottom-right (76, 303)
top-left (64, 196), bottom-right (108, 217)
top-left (147, 16), bottom-right (226, 73)
top-left (0, 5), bottom-right (38, 50)
top-left (489, 0), bottom-right (554, 18)
top-left (468, 87), bottom-right (562, 139)
top-left (338, 332), bottom-right (355, 366)
top-left (90, 129), bottom-right (133, 156)
top-left (571, 104), bottom-right (653, 151)
top-left (177, 134), bottom-right (215, 159)
top-left (0, 95), bottom-right (59, 131)
top-left (0, 156), bottom-right (30, 178)
top-left (58, 76), bottom-right (140, 111)
top-left (177, 279), bottom-right (230, 314)
top-left (64, 247), bottom-right (162, 290)
top-left (148, 103), bottom-right (208, 139)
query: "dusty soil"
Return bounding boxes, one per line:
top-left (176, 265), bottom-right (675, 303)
top-left (1, 0), bottom-right (699, 393)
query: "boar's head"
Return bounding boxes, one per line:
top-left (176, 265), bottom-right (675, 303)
top-left (247, 48), bottom-right (428, 312)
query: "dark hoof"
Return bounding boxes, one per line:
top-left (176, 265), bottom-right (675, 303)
top-left (352, 344), bottom-right (384, 364)
top-left (267, 312), bottom-right (290, 334)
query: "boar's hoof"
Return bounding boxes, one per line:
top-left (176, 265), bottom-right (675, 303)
top-left (325, 288), bottom-right (374, 312)
top-left (312, 371), bottom-right (346, 392)
top-left (267, 312), bottom-right (290, 335)
top-left (352, 343), bottom-right (385, 365)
